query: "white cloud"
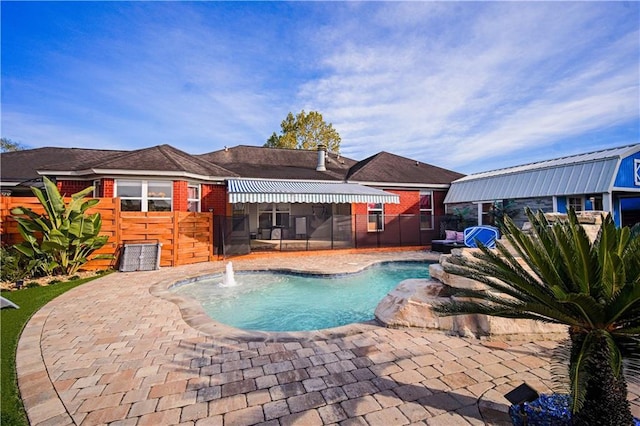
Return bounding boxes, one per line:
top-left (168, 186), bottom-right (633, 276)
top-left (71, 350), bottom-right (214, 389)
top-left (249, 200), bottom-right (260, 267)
top-left (2, 2), bottom-right (638, 172)
top-left (295, 2), bottom-right (639, 170)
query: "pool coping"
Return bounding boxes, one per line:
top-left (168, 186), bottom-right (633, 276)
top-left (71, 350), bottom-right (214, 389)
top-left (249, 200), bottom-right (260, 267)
top-left (150, 258), bottom-right (435, 342)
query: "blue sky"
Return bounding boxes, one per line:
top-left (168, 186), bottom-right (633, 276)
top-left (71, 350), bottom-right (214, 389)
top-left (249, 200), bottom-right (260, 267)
top-left (2, 1), bottom-right (638, 174)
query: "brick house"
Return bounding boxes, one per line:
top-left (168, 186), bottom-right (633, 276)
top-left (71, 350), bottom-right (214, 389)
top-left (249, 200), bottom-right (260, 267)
top-left (1, 144), bottom-right (463, 252)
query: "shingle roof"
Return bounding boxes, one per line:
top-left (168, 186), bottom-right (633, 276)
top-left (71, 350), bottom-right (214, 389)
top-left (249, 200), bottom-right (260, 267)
top-left (198, 145), bottom-right (356, 181)
top-left (0, 147), bottom-right (127, 183)
top-left (83, 145), bottom-right (236, 178)
top-left (346, 152), bottom-right (464, 185)
top-left (1, 144), bottom-right (463, 189)
top-left (30, 144), bottom-right (235, 179)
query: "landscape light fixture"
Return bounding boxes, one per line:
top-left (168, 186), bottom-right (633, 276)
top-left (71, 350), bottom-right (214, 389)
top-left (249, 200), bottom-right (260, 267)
top-left (504, 383), bottom-right (539, 425)
top-left (504, 382), bottom-right (539, 406)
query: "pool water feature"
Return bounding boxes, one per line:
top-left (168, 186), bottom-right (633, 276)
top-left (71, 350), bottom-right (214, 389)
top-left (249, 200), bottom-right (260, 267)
top-left (171, 261), bottom-right (429, 332)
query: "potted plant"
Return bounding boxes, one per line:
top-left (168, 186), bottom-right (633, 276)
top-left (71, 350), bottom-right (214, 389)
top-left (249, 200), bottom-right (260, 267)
top-left (434, 208), bottom-right (639, 425)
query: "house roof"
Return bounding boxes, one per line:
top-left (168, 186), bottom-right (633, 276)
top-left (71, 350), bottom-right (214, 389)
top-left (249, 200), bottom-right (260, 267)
top-left (0, 147), bottom-right (127, 184)
top-left (30, 144), bottom-right (236, 180)
top-left (444, 143), bottom-right (640, 204)
top-left (346, 151), bottom-right (465, 186)
top-left (198, 145), bottom-right (357, 181)
top-left (81, 144), bottom-right (235, 178)
top-left (1, 144), bottom-right (463, 192)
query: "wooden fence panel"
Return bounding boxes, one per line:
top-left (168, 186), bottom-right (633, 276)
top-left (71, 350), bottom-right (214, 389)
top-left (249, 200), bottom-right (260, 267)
top-left (119, 212), bottom-right (176, 267)
top-left (174, 212), bottom-right (214, 266)
top-left (0, 197), bottom-right (120, 270)
top-left (0, 197), bottom-right (216, 271)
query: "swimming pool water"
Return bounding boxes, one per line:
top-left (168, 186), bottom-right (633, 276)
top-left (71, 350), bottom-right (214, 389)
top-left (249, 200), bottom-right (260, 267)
top-left (171, 262), bottom-right (429, 332)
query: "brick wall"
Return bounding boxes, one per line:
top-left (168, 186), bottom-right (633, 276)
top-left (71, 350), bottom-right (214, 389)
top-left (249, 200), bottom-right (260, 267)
top-left (386, 190), bottom-right (420, 215)
top-left (102, 178), bottom-right (115, 197)
top-left (353, 190), bottom-right (423, 215)
top-left (173, 181), bottom-right (188, 212)
top-left (202, 184), bottom-right (227, 215)
top-left (56, 180), bottom-right (93, 196)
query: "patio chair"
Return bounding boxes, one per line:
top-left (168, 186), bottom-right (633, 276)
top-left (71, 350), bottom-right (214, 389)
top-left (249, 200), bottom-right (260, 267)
top-left (463, 226), bottom-right (500, 249)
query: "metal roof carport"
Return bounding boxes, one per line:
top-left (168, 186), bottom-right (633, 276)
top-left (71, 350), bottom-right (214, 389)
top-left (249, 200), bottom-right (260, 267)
top-left (444, 144), bottom-right (640, 227)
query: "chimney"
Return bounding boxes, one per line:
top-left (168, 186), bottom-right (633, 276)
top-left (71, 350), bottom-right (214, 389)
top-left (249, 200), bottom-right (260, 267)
top-left (316, 144), bottom-right (327, 171)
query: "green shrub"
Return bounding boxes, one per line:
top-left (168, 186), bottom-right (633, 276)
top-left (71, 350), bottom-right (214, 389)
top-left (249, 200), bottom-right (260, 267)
top-left (0, 246), bottom-right (30, 282)
top-left (436, 208), bottom-right (639, 424)
top-left (11, 177), bottom-right (111, 276)
top-left (25, 282), bottom-right (40, 288)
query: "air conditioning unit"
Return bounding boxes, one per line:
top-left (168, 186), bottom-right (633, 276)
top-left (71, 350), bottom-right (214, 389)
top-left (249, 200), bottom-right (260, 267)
top-left (119, 241), bottom-right (162, 272)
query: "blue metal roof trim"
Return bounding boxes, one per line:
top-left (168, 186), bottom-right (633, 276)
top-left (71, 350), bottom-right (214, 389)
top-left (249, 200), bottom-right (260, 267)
top-left (227, 179), bottom-right (400, 204)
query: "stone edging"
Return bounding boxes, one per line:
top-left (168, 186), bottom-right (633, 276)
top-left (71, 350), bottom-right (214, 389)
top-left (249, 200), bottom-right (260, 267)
top-left (16, 303), bottom-right (75, 425)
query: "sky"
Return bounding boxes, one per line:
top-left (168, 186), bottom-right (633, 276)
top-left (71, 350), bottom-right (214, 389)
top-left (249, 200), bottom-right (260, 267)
top-left (1, 1), bottom-right (638, 174)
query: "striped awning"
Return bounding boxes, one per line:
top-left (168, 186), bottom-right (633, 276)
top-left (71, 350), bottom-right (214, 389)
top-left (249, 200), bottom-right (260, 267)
top-left (227, 179), bottom-right (400, 204)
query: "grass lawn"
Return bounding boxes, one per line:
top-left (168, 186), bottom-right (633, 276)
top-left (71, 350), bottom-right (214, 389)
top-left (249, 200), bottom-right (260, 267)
top-left (1, 274), bottom-right (107, 426)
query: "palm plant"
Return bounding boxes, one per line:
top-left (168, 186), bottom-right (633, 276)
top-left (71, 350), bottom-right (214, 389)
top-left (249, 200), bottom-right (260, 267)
top-left (11, 177), bottom-right (110, 276)
top-left (434, 208), bottom-right (639, 425)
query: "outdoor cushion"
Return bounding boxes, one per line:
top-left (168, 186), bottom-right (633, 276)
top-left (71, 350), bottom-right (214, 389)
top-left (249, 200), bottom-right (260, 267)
top-left (445, 230), bottom-right (457, 241)
top-left (456, 231), bottom-right (465, 243)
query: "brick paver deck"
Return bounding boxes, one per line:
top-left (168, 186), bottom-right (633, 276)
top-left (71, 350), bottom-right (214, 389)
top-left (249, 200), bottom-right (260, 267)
top-left (16, 250), bottom-right (640, 425)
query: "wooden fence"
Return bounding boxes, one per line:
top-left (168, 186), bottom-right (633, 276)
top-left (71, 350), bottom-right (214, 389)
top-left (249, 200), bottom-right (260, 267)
top-left (0, 197), bottom-right (215, 270)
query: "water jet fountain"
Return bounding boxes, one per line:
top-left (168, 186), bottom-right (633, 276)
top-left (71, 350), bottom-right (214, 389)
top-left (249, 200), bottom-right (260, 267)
top-left (221, 262), bottom-right (237, 287)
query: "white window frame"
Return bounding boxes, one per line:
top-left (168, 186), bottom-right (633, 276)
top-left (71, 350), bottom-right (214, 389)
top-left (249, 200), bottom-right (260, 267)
top-left (367, 203), bottom-right (384, 232)
top-left (635, 159), bottom-right (640, 186)
top-left (187, 183), bottom-right (201, 212)
top-left (419, 191), bottom-right (434, 230)
top-left (92, 179), bottom-right (101, 197)
top-left (115, 180), bottom-right (173, 212)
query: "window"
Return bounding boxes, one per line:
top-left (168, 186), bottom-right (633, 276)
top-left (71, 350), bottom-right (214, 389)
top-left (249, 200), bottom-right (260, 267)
top-left (116, 180), bottom-right (172, 212)
top-left (367, 203), bottom-right (384, 232)
top-left (187, 184), bottom-right (200, 212)
top-left (92, 180), bottom-right (101, 197)
top-left (585, 194), bottom-right (603, 211)
top-left (568, 196), bottom-right (583, 212)
top-left (258, 203), bottom-right (290, 229)
top-left (635, 159), bottom-right (640, 186)
top-left (481, 202), bottom-right (493, 226)
top-left (419, 192), bottom-right (433, 230)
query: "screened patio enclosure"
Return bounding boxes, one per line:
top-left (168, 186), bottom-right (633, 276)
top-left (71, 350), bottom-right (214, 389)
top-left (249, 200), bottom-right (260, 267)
top-left (216, 179), bottom-right (406, 255)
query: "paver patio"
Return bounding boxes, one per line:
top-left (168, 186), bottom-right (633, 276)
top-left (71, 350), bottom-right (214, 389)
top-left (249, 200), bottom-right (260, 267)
top-left (16, 250), bottom-right (640, 425)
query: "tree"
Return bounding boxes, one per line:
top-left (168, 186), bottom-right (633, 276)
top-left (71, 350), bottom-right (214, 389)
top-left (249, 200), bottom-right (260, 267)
top-left (434, 208), bottom-right (639, 425)
top-left (11, 177), bottom-right (111, 276)
top-left (264, 110), bottom-right (341, 153)
top-left (1, 137), bottom-right (26, 152)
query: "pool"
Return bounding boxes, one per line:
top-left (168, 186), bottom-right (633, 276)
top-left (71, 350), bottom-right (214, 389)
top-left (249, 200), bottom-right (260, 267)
top-left (171, 261), bottom-right (430, 332)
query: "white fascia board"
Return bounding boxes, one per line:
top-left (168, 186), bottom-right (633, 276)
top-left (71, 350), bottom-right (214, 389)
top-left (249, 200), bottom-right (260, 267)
top-left (347, 180), bottom-right (451, 189)
top-left (37, 169), bottom-right (229, 182)
top-left (230, 177), bottom-right (347, 184)
top-left (612, 186), bottom-right (640, 193)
